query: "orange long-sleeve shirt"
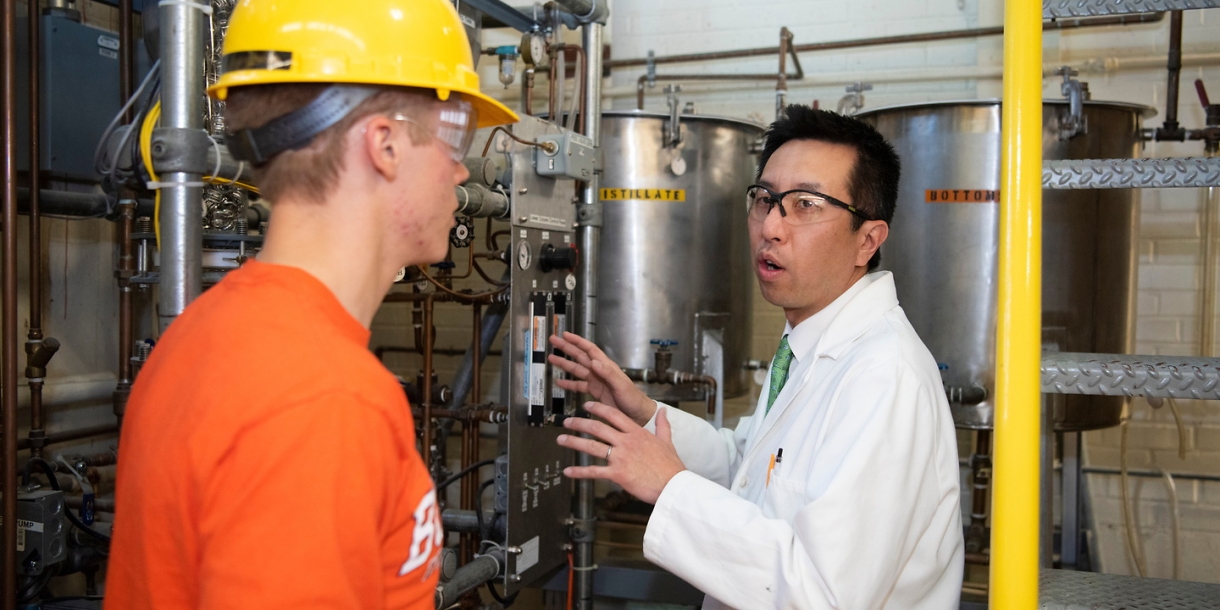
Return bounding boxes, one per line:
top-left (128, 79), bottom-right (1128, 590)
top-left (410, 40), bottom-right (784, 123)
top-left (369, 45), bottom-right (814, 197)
top-left (106, 260), bottom-right (441, 609)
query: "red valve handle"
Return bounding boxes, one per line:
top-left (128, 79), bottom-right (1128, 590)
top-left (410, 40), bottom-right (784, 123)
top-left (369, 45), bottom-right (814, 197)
top-left (1197, 79), bottom-right (1211, 108)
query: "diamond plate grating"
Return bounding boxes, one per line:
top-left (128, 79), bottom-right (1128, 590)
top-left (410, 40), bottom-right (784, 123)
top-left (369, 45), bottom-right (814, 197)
top-left (1043, 157), bottom-right (1220, 189)
top-left (1044, 0), bottom-right (1220, 18)
top-left (1042, 352), bottom-right (1220, 400)
top-left (1041, 569), bottom-right (1220, 609)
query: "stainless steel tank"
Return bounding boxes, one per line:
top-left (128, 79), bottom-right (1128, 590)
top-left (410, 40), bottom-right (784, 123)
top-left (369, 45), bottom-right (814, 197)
top-left (597, 110), bottom-right (763, 402)
top-left (860, 100), bottom-right (1152, 431)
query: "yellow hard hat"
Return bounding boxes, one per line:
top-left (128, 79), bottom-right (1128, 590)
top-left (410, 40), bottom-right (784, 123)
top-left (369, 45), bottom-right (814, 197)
top-left (207, 0), bottom-right (518, 128)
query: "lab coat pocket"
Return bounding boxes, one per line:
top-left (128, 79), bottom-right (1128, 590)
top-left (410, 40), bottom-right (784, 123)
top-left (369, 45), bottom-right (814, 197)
top-left (761, 474), bottom-right (807, 521)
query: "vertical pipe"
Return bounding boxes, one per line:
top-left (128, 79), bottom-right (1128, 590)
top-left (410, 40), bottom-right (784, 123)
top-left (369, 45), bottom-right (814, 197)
top-left (1062, 431), bottom-right (1081, 569)
top-left (1202, 180), bottom-right (1218, 356)
top-left (991, 0), bottom-right (1042, 606)
top-left (776, 28), bottom-right (790, 119)
top-left (157, 0), bottom-right (204, 332)
top-left (1040, 396), bottom-right (1054, 568)
top-left (422, 296), bottom-right (435, 468)
top-left (1164, 11), bottom-right (1183, 133)
top-left (460, 303), bottom-right (483, 562)
top-left (573, 21), bottom-right (603, 610)
top-left (3, 0), bottom-right (21, 604)
top-left (115, 0), bottom-right (136, 430)
top-left (26, 0), bottom-right (44, 457)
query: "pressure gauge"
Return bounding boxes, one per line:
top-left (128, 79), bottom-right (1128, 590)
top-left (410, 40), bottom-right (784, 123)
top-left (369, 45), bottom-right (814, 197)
top-left (517, 241), bottom-right (533, 270)
top-left (521, 32), bottom-right (547, 66)
top-left (565, 273), bottom-right (577, 291)
top-left (394, 267), bottom-right (407, 282)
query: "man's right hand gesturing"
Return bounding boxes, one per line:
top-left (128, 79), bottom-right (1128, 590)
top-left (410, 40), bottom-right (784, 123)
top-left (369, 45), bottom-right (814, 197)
top-left (548, 332), bottom-right (657, 426)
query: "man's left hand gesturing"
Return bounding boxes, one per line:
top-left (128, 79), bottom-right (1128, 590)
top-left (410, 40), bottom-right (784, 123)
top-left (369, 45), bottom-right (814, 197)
top-left (557, 402), bottom-right (685, 504)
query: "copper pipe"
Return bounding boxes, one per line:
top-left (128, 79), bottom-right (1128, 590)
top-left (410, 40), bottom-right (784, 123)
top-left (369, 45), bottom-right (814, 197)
top-left (421, 295), bottom-right (434, 465)
top-left (459, 303), bottom-right (483, 561)
top-left (776, 27), bottom-right (792, 116)
top-left (25, 0), bottom-right (43, 458)
top-left (114, 0), bottom-right (136, 434)
top-left (3, 0), bottom-right (22, 601)
top-left (17, 424), bottom-right (120, 451)
top-left (637, 72), bottom-right (794, 111)
top-left (548, 44), bottom-right (559, 122)
top-left (605, 13), bottom-right (1164, 70)
top-left (701, 375), bottom-right (717, 417)
top-left (115, 201), bottom-right (135, 430)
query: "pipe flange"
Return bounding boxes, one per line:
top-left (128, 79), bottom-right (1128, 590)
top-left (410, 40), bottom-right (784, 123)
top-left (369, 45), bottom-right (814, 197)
top-left (150, 127), bottom-right (214, 175)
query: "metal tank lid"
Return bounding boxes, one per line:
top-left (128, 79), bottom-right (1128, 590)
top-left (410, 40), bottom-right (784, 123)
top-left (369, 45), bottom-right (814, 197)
top-left (857, 98), bottom-right (1157, 119)
top-left (601, 109), bottom-right (767, 131)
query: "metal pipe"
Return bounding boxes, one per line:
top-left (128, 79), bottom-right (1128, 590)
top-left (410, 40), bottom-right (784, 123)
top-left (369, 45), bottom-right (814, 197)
top-left (776, 27), bottom-right (791, 118)
top-left (573, 21), bottom-right (603, 610)
top-left (119, 0), bottom-right (134, 122)
top-left (965, 430), bottom-right (992, 555)
top-left (15, 188), bottom-right (154, 217)
top-left (158, 0), bottom-right (205, 332)
top-left (551, 0), bottom-right (608, 24)
top-left (991, 0), bottom-right (1042, 606)
top-left (1203, 179), bottom-right (1219, 357)
top-left (3, 0), bottom-right (20, 601)
top-left (434, 548), bottom-right (506, 609)
top-left (1164, 11), bottom-right (1184, 135)
top-left (115, 200), bottom-right (136, 429)
top-left (522, 66), bottom-right (535, 116)
top-left (115, 0), bottom-right (136, 432)
top-left (422, 295), bottom-right (435, 468)
top-left (460, 303), bottom-right (483, 563)
top-left (603, 13), bottom-right (1163, 70)
top-left (20, 423), bottom-right (122, 451)
top-left (450, 301), bottom-right (508, 409)
top-left (26, 0), bottom-right (45, 458)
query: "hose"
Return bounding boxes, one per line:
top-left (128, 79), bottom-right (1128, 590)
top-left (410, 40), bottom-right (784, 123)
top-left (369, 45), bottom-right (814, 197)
top-left (1119, 422), bottom-right (1147, 577)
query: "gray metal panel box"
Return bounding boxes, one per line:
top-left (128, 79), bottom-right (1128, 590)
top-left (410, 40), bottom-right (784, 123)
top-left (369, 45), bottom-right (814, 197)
top-left (0, 488), bottom-right (68, 576)
top-left (15, 13), bottom-right (152, 181)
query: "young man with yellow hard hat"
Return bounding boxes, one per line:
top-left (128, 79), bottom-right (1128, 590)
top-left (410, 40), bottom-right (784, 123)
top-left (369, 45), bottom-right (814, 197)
top-left (105, 1), bottom-right (517, 607)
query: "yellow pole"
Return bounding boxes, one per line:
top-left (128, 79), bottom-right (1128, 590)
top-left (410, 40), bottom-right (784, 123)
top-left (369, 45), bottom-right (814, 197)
top-left (992, 0), bottom-right (1042, 607)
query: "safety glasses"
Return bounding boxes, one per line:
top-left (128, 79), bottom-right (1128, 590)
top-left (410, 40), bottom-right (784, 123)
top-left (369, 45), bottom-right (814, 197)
top-left (390, 98), bottom-right (478, 163)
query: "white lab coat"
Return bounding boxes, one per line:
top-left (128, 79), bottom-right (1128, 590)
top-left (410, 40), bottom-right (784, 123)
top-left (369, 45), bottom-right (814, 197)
top-left (642, 272), bottom-right (964, 609)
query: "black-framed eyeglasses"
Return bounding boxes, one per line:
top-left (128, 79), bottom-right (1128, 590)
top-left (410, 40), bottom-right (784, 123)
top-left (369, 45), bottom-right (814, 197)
top-left (745, 184), bottom-right (873, 225)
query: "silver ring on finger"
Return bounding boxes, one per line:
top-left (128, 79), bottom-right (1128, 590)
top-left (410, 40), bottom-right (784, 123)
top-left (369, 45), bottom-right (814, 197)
top-left (604, 445), bottom-right (613, 460)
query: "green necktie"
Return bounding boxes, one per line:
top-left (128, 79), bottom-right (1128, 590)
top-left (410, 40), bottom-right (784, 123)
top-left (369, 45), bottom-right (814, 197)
top-left (766, 335), bottom-right (795, 415)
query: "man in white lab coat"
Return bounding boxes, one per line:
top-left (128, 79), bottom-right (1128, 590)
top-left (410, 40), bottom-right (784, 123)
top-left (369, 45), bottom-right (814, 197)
top-left (550, 106), bottom-right (964, 609)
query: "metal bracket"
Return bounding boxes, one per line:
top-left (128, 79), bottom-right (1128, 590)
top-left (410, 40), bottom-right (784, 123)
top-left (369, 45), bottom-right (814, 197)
top-left (1044, 0), bottom-right (1219, 17)
top-left (150, 127), bottom-right (214, 175)
top-left (1043, 156), bottom-right (1220, 189)
top-left (575, 202), bottom-right (603, 228)
top-left (1041, 352), bottom-right (1220, 400)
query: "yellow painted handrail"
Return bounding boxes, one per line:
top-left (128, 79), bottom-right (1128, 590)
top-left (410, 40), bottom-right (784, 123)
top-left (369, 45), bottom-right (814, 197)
top-left (991, 0), bottom-right (1043, 607)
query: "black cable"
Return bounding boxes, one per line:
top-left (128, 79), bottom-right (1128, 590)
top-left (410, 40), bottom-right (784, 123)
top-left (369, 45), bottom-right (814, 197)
top-left (486, 578), bottom-right (519, 607)
top-left (475, 478), bottom-right (495, 541)
top-left (22, 458), bottom-right (112, 544)
top-left (436, 458), bottom-right (496, 493)
top-left (16, 563), bottom-right (59, 603)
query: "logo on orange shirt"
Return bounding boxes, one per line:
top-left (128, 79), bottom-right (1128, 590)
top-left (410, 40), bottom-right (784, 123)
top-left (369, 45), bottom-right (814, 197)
top-left (398, 490), bottom-right (444, 579)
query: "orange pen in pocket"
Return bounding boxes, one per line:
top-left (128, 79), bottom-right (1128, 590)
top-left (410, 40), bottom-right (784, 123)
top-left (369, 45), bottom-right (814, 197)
top-left (766, 453), bottom-right (776, 487)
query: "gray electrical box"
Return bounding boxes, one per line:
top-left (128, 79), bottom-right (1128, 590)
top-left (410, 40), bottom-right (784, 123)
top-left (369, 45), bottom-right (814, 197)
top-left (534, 129), bottom-right (596, 180)
top-left (1, 488), bottom-right (68, 576)
top-left (15, 13), bottom-right (152, 181)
